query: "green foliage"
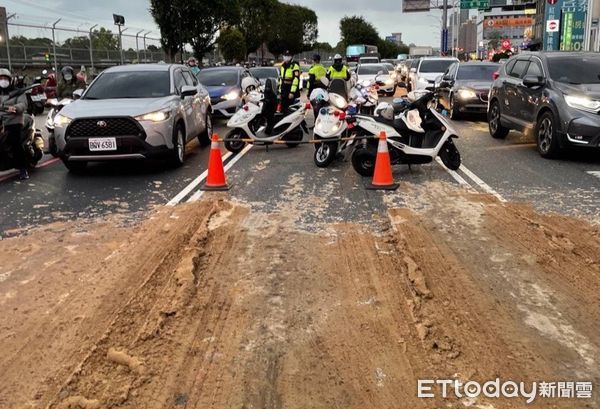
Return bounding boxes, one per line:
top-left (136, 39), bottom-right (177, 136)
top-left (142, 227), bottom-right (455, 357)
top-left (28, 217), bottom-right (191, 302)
top-left (339, 16), bottom-right (379, 50)
top-left (268, 3), bottom-right (318, 56)
top-left (60, 28), bottom-right (119, 51)
top-left (218, 28), bottom-right (247, 63)
top-left (313, 42), bottom-right (333, 52)
top-left (377, 38), bottom-right (401, 59)
top-left (238, 0), bottom-right (278, 54)
top-left (10, 36), bottom-right (53, 48)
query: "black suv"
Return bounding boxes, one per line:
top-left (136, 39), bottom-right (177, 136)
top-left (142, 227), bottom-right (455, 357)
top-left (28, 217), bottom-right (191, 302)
top-left (488, 52), bottom-right (600, 158)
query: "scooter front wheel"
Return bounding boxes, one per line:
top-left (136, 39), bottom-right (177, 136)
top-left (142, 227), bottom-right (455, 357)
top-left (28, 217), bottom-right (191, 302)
top-left (351, 146), bottom-right (377, 177)
top-left (224, 129), bottom-right (247, 154)
top-left (314, 142), bottom-right (338, 168)
top-left (439, 140), bottom-right (461, 170)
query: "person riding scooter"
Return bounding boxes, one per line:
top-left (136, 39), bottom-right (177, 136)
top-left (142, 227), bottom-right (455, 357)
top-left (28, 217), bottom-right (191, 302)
top-left (0, 68), bottom-right (30, 180)
top-left (57, 66), bottom-right (83, 99)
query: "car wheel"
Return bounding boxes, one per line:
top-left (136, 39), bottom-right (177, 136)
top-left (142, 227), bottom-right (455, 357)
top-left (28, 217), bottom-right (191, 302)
top-left (449, 95), bottom-right (460, 120)
top-left (198, 112), bottom-right (212, 147)
top-left (169, 123), bottom-right (185, 167)
top-left (62, 159), bottom-right (87, 173)
top-left (536, 112), bottom-right (561, 159)
top-left (488, 100), bottom-right (509, 139)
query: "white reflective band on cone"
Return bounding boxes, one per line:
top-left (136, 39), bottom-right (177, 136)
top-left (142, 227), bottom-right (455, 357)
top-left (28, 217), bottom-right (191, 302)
top-left (377, 138), bottom-right (389, 153)
top-left (211, 141), bottom-right (219, 149)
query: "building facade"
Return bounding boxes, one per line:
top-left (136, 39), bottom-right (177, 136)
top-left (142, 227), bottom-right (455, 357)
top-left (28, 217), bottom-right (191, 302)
top-left (385, 32), bottom-right (403, 47)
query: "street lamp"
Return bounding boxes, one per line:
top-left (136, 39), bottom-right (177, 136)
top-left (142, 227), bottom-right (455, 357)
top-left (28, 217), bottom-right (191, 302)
top-left (113, 13), bottom-right (125, 64)
top-left (89, 24), bottom-right (98, 74)
top-left (52, 18), bottom-right (61, 75)
top-left (4, 13), bottom-right (16, 72)
top-left (135, 29), bottom-right (144, 62)
top-left (143, 31), bottom-right (151, 62)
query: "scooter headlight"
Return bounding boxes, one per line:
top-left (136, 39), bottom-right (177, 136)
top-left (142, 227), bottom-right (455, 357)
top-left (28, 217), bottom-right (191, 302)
top-left (329, 93), bottom-right (347, 110)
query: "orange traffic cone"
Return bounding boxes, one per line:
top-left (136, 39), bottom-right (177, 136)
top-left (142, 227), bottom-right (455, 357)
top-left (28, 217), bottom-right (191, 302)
top-left (367, 131), bottom-right (399, 191)
top-left (202, 134), bottom-right (231, 191)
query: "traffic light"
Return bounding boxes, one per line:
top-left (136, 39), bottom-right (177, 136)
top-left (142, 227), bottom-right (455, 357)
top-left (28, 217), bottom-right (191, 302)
top-left (45, 52), bottom-right (50, 62)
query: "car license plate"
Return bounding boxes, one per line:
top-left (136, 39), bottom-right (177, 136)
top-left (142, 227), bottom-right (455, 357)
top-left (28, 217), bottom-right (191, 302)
top-left (31, 94), bottom-right (45, 102)
top-left (89, 138), bottom-right (117, 151)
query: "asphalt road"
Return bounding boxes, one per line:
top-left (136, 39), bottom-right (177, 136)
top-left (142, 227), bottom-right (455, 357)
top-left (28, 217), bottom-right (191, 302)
top-left (0, 97), bottom-right (598, 237)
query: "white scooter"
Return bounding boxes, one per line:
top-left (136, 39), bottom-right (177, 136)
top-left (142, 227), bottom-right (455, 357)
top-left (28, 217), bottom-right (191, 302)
top-left (349, 90), bottom-right (461, 176)
top-left (311, 78), bottom-right (355, 168)
top-left (46, 98), bottom-right (74, 157)
top-left (224, 78), bottom-right (310, 153)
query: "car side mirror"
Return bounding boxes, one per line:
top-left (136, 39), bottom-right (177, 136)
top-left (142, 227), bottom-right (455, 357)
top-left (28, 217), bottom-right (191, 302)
top-left (410, 68), bottom-right (417, 73)
top-left (47, 98), bottom-right (59, 107)
top-left (72, 89), bottom-right (84, 100)
top-left (522, 76), bottom-right (545, 88)
top-left (181, 85), bottom-right (197, 98)
top-left (377, 70), bottom-right (384, 76)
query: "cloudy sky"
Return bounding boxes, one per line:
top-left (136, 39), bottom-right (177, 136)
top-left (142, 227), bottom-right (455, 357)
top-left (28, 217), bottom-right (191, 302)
top-left (3, 0), bottom-right (442, 47)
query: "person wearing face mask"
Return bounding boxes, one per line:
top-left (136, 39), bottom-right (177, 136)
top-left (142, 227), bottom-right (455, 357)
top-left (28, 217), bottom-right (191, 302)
top-left (57, 66), bottom-right (80, 99)
top-left (278, 50), bottom-right (300, 113)
top-left (326, 54), bottom-right (351, 82)
top-left (186, 57), bottom-right (201, 76)
top-left (0, 68), bottom-right (30, 180)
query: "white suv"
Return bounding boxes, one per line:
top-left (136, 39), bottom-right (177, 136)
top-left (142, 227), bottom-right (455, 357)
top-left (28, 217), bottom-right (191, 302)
top-left (409, 57), bottom-right (459, 91)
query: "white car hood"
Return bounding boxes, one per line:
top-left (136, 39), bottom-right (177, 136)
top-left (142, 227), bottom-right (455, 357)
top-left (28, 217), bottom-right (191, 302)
top-left (418, 72), bottom-right (443, 81)
top-left (60, 96), bottom-right (176, 119)
top-left (358, 74), bottom-right (391, 82)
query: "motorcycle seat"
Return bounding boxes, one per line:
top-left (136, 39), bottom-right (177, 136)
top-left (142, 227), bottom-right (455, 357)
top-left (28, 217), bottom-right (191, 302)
top-left (373, 115), bottom-right (410, 135)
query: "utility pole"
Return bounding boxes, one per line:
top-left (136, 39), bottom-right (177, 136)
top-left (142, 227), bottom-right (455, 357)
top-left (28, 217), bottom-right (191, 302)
top-left (135, 30), bottom-right (144, 62)
top-left (52, 19), bottom-right (61, 75)
top-left (89, 24), bottom-right (97, 74)
top-left (4, 13), bottom-right (16, 72)
top-left (143, 31), bottom-right (150, 62)
top-left (442, 0), bottom-right (449, 55)
top-left (113, 14), bottom-right (126, 64)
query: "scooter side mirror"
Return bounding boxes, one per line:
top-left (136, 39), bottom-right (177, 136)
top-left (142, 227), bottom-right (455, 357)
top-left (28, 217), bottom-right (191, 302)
top-left (72, 89), bottom-right (84, 100)
top-left (47, 98), bottom-right (59, 107)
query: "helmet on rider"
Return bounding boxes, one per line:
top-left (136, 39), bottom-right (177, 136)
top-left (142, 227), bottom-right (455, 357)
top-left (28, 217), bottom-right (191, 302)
top-left (283, 50), bottom-right (293, 64)
top-left (187, 57), bottom-right (198, 67)
top-left (241, 76), bottom-right (260, 94)
top-left (313, 54), bottom-right (321, 63)
top-left (333, 54), bottom-right (343, 70)
top-left (0, 68), bottom-right (12, 89)
top-left (375, 102), bottom-right (394, 120)
top-left (61, 66), bottom-right (75, 82)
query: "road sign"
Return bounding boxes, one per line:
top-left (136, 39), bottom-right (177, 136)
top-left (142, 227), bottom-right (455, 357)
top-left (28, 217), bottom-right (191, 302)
top-left (461, 0), bottom-right (489, 9)
top-left (547, 19), bottom-right (560, 32)
top-left (501, 39), bottom-right (512, 49)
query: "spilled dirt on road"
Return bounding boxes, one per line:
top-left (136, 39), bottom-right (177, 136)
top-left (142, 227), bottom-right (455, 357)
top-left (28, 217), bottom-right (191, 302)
top-left (0, 185), bottom-right (598, 408)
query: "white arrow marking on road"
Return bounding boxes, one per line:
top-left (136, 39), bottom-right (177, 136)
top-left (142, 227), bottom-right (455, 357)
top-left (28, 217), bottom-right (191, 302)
top-left (586, 171), bottom-right (600, 180)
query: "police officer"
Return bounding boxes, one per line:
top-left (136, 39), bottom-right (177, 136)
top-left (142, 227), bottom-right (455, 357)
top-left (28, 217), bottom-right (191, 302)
top-left (326, 54), bottom-right (351, 82)
top-left (278, 50), bottom-right (300, 113)
top-left (307, 54), bottom-right (327, 96)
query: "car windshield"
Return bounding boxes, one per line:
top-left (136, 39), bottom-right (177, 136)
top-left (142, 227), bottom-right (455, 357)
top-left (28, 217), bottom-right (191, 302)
top-left (83, 71), bottom-right (170, 99)
top-left (358, 65), bottom-right (385, 75)
top-left (420, 59), bottom-right (456, 73)
top-left (197, 70), bottom-right (239, 86)
top-left (547, 56), bottom-right (600, 84)
top-left (360, 58), bottom-right (379, 64)
top-left (456, 65), bottom-right (499, 81)
top-left (250, 68), bottom-right (278, 79)
top-left (383, 64), bottom-right (395, 71)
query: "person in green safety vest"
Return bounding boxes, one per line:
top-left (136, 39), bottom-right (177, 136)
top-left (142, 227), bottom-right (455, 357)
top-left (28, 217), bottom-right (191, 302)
top-left (278, 50), bottom-right (300, 113)
top-left (326, 54), bottom-right (351, 82)
top-left (307, 54), bottom-right (327, 96)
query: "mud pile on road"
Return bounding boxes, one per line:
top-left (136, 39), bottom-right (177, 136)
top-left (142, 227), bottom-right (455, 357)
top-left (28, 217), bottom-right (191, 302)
top-left (0, 187), bottom-right (598, 408)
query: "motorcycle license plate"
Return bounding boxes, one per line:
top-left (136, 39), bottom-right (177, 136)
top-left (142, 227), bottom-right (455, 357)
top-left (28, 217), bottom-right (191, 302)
top-left (31, 94), bottom-right (45, 102)
top-left (89, 137), bottom-right (117, 151)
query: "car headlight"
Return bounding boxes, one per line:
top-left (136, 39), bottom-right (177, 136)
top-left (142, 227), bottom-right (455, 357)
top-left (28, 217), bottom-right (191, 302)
top-left (329, 94), bottom-right (348, 110)
top-left (221, 90), bottom-right (240, 101)
top-left (135, 110), bottom-right (170, 122)
top-left (385, 79), bottom-right (394, 85)
top-left (457, 89), bottom-right (477, 100)
top-left (564, 95), bottom-right (600, 113)
top-left (53, 113), bottom-right (72, 127)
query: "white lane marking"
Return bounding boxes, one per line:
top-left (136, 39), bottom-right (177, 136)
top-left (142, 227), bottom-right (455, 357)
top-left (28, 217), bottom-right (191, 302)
top-left (435, 157), bottom-right (476, 191)
top-left (166, 152), bottom-right (233, 206)
top-left (187, 144), bottom-right (253, 203)
top-left (586, 171), bottom-right (600, 180)
top-left (459, 164), bottom-right (507, 203)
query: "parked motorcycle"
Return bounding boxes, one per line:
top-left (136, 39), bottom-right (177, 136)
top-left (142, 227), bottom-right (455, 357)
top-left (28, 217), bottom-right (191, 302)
top-left (224, 79), bottom-right (310, 153)
top-left (311, 79), bottom-right (354, 168)
top-left (27, 76), bottom-right (47, 116)
top-left (45, 97), bottom-right (74, 157)
top-left (349, 90), bottom-right (461, 176)
top-left (350, 80), bottom-right (378, 115)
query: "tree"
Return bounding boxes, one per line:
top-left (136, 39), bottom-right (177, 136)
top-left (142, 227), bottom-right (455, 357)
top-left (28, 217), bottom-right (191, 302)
top-left (150, 0), bottom-right (238, 61)
top-left (377, 38), bottom-right (401, 59)
top-left (217, 27), bottom-right (247, 63)
top-left (62, 28), bottom-right (118, 51)
top-left (11, 35), bottom-right (53, 48)
top-left (313, 41), bottom-right (333, 52)
top-left (238, 0), bottom-right (278, 55)
top-left (339, 16), bottom-right (379, 50)
top-left (268, 3), bottom-right (318, 56)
